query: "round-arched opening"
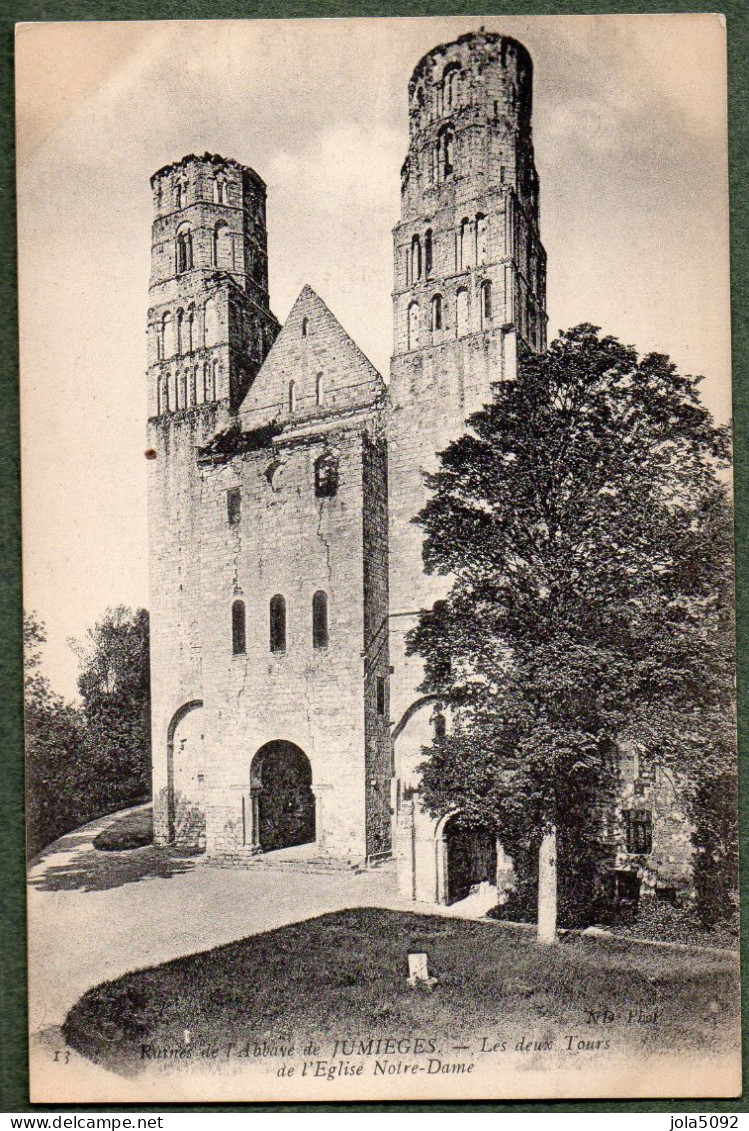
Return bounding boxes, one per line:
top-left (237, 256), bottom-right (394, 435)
top-left (250, 740), bottom-right (315, 852)
top-left (443, 815), bottom-right (497, 905)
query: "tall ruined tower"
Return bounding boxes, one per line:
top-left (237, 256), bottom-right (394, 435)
top-left (147, 153), bottom-right (278, 843)
top-left (389, 34), bottom-right (547, 811)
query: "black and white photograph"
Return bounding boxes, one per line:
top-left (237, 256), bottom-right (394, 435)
top-left (16, 13), bottom-right (739, 1102)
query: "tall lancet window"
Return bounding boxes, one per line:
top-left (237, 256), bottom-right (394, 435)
top-left (231, 600), bottom-right (246, 656)
top-left (481, 281), bottom-right (493, 330)
top-left (288, 380), bottom-right (296, 414)
top-left (316, 372), bottom-right (325, 406)
top-left (410, 235), bottom-right (422, 283)
top-left (270, 595), bottom-right (286, 653)
top-left (312, 590), bottom-right (328, 649)
top-left (424, 229), bottom-right (433, 278)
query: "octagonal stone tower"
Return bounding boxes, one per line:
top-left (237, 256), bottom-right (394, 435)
top-left (389, 32), bottom-right (548, 897)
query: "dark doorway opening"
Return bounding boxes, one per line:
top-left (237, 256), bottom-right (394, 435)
top-left (444, 819), bottom-right (497, 904)
top-left (251, 741), bottom-right (315, 852)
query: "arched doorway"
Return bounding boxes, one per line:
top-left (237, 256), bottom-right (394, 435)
top-left (443, 816), bottom-right (497, 904)
top-left (250, 741), bottom-right (315, 852)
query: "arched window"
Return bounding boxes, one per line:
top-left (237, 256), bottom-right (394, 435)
top-left (443, 64), bottom-right (460, 111)
top-left (174, 181), bottom-right (186, 210)
top-left (190, 366), bottom-right (198, 406)
top-left (270, 594), bottom-right (286, 653)
top-left (301, 317), bottom-right (309, 338)
top-left (231, 600), bottom-right (246, 656)
top-left (160, 375), bottom-right (169, 414)
top-left (460, 218), bottom-right (472, 270)
top-left (288, 380), bottom-right (296, 414)
top-left (410, 235), bottom-right (422, 283)
top-left (456, 287), bottom-right (469, 336)
top-left (312, 590), bottom-right (328, 649)
top-left (211, 359), bottom-right (218, 400)
top-left (481, 280), bottom-right (492, 329)
top-left (435, 126), bottom-right (454, 182)
top-left (476, 214), bottom-right (488, 265)
top-left (203, 362), bottom-right (210, 402)
top-left (316, 372), bottom-right (324, 406)
top-left (314, 453), bottom-right (338, 498)
top-left (185, 310), bottom-right (194, 353)
top-left (176, 227), bottom-right (193, 273)
top-left (176, 310), bottom-right (185, 354)
top-left (430, 293), bottom-right (443, 332)
top-left (173, 371), bottom-right (180, 411)
top-left (155, 320), bottom-right (164, 360)
top-left (424, 229), bottom-right (433, 278)
top-left (213, 178), bottom-right (227, 205)
top-left (407, 301), bottom-right (420, 351)
top-left (180, 370), bottom-right (188, 409)
top-left (204, 298), bottom-right (218, 347)
top-left (162, 312), bottom-right (175, 358)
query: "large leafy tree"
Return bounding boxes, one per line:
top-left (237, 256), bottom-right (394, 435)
top-left (24, 612), bottom-right (84, 858)
top-left (408, 325), bottom-right (735, 941)
top-left (75, 606), bottom-right (151, 815)
top-left (24, 607), bottom-right (151, 858)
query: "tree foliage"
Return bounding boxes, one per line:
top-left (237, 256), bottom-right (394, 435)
top-left (24, 607), bottom-right (151, 859)
top-left (408, 325), bottom-right (735, 926)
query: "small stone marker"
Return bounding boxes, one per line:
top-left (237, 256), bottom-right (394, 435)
top-left (407, 952), bottom-right (437, 988)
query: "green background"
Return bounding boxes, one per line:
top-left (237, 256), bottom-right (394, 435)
top-left (1, 0), bottom-right (746, 1112)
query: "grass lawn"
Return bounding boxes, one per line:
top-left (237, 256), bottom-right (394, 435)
top-left (92, 806), bottom-right (153, 852)
top-left (63, 908), bottom-right (739, 1077)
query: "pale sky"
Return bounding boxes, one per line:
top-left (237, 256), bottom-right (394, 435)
top-left (16, 14), bottom-right (731, 700)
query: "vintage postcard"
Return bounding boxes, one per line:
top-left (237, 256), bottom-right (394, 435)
top-left (17, 14), bottom-right (739, 1103)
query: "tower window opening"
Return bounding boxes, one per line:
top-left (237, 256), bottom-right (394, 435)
top-left (456, 287), bottom-right (469, 337)
top-left (436, 126), bottom-right (454, 182)
top-left (312, 590), bottom-right (329, 649)
top-left (424, 229), bottom-right (433, 278)
top-left (212, 221), bottom-right (228, 268)
top-left (460, 218), bottom-right (473, 270)
top-left (288, 379), bottom-right (296, 414)
top-left (410, 234), bottom-right (422, 283)
top-left (315, 371), bottom-right (325, 406)
top-left (443, 64), bottom-right (460, 112)
top-left (160, 376), bottom-right (169, 414)
top-left (203, 362), bottom-right (210, 402)
top-left (211, 360), bottom-right (218, 400)
top-left (314, 453), bottom-right (339, 498)
top-left (174, 181), bottom-right (186, 210)
top-left (376, 676), bottom-right (386, 716)
top-left (227, 487), bottom-right (241, 525)
top-left (624, 809), bottom-right (652, 854)
top-left (476, 214), bottom-right (488, 265)
top-left (407, 301), bottom-right (420, 351)
top-left (231, 599), bottom-right (246, 656)
top-left (481, 280), bottom-right (493, 329)
top-left (430, 293), bottom-right (443, 332)
top-left (270, 594), bottom-right (286, 653)
top-left (190, 366), bottom-right (197, 406)
top-left (302, 316), bottom-right (309, 338)
top-left (156, 321), bottom-right (163, 360)
top-left (180, 371), bottom-right (188, 410)
top-left (213, 178), bottom-right (228, 205)
top-left (176, 227), bottom-right (193, 273)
